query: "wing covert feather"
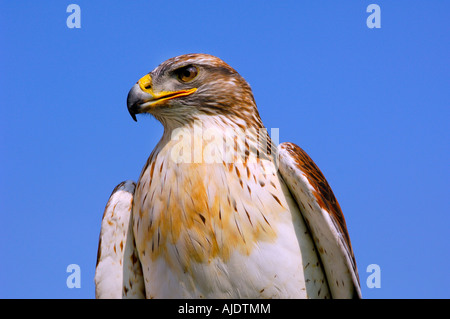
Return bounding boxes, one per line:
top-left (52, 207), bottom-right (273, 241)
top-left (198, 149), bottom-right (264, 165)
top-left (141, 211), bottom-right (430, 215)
top-left (95, 180), bottom-right (145, 299)
top-left (278, 142), bottom-right (361, 298)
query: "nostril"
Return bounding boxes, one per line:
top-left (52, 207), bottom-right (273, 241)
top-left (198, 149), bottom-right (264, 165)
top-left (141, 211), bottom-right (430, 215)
top-left (138, 74), bottom-right (153, 92)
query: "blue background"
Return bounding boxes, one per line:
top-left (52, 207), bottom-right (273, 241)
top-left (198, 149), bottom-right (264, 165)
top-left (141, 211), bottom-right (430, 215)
top-left (0, 1), bottom-right (448, 298)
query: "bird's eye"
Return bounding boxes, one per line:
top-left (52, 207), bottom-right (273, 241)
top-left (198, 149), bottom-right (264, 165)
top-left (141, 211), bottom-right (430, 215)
top-left (177, 65), bottom-right (198, 82)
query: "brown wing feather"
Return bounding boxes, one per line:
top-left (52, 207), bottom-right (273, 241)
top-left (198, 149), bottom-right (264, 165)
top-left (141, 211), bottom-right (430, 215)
top-left (278, 142), bottom-right (361, 298)
top-left (282, 143), bottom-right (355, 259)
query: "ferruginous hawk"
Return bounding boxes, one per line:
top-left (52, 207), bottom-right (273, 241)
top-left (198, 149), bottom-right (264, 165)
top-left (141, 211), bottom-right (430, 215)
top-left (95, 53), bottom-right (361, 299)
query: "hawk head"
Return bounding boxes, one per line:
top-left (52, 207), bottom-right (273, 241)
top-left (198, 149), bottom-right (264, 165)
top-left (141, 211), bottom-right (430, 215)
top-left (127, 54), bottom-right (263, 129)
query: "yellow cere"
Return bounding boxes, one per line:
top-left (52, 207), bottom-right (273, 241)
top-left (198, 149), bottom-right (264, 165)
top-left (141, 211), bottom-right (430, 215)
top-left (138, 74), bottom-right (153, 94)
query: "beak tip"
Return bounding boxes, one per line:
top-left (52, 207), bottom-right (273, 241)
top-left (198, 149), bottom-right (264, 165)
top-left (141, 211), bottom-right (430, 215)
top-left (127, 83), bottom-right (142, 122)
top-left (128, 107), bottom-right (138, 122)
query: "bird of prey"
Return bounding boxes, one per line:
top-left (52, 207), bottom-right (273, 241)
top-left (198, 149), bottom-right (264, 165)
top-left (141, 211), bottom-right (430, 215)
top-left (95, 53), bottom-right (361, 299)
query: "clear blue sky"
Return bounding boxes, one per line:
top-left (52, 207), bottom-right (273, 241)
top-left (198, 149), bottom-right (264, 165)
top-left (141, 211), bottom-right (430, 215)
top-left (0, 1), bottom-right (448, 299)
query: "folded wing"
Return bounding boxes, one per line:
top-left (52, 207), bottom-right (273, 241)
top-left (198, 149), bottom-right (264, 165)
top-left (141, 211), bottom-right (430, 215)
top-left (278, 142), bottom-right (361, 298)
top-left (95, 180), bottom-right (145, 299)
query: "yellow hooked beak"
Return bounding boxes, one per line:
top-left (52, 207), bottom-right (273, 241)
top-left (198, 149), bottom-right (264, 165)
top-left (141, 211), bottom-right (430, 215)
top-left (127, 74), bottom-right (197, 121)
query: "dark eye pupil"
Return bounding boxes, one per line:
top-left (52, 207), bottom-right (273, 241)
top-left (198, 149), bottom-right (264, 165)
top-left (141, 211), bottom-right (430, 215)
top-left (183, 69), bottom-right (191, 78)
top-left (177, 66), bottom-right (197, 82)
